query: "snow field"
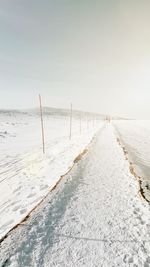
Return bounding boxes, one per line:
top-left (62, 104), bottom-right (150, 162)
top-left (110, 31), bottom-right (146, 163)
top-left (0, 113), bottom-right (102, 240)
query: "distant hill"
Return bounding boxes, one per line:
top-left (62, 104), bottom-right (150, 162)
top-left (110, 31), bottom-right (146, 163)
top-left (29, 107), bottom-right (108, 120)
top-left (0, 107), bottom-right (125, 120)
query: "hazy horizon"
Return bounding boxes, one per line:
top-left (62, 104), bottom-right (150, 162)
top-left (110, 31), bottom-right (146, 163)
top-left (0, 0), bottom-right (150, 119)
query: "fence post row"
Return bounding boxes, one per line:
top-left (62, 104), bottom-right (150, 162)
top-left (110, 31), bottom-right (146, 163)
top-left (38, 98), bottom-right (96, 147)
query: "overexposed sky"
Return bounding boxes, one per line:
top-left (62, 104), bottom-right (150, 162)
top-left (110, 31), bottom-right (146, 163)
top-left (0, 0), bottom-right (150, 118)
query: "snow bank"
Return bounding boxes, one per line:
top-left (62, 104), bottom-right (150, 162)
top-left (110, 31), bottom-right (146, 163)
top-left (114, 120), bottom-right (150, 201)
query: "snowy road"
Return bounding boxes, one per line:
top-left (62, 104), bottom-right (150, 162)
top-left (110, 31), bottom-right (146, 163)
top-left (0, 124), bottom-right (150, 267)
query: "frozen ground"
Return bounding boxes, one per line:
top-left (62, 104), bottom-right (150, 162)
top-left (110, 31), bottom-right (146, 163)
top-left (0, 123), bottom-right (150, 267)
top-left (0, 111), bottom-right (101, 240)
top-left (114, 120), bottom-right (150, 201)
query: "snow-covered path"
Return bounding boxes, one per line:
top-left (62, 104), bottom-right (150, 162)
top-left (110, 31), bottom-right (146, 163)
top-left (0, 124), bottom-right (150, 267)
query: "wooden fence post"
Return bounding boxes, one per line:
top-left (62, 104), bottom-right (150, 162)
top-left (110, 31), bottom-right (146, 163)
top-left (39, 94), bottom-right (45, 154)
top-left (80, 113), bottom-right (81, 134)
top-left (69, 103), bottom-right (72, 140)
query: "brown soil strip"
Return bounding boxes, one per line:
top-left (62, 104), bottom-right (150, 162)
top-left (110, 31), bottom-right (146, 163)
top-left (116, 137), bottom-right (149, 203)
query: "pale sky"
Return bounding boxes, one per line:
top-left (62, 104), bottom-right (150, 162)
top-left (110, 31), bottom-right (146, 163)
top-left (0, 0), bottom-right (150, 118)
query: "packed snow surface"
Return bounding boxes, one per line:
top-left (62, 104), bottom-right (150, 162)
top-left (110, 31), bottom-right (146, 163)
top-left (0, 112), bottom-right (101, 240)
top-left (0, 123), bottom-right (150, 267)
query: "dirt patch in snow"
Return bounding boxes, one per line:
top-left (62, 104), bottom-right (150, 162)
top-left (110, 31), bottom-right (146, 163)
top-left (74, 149), bottom-right (88, 163)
